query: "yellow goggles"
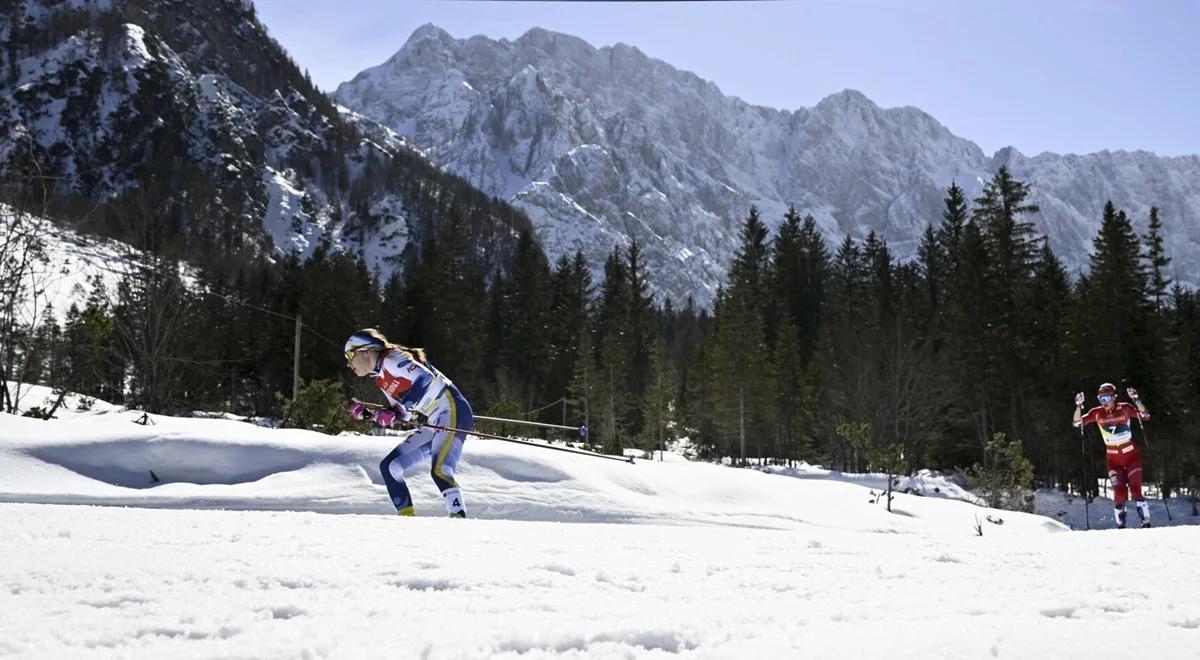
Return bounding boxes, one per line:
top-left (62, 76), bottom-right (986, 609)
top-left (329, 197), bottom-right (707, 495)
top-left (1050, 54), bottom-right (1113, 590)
top-left (344, 343), bottom-right (377, 363)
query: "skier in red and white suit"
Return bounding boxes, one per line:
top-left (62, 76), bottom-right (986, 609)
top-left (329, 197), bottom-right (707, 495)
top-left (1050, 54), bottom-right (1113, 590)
top-left (1073, 383), bottom-right (1152, 528)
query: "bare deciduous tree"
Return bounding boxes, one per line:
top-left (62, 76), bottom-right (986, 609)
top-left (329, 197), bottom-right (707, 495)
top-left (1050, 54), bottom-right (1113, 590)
top-left (0, 145), bottom-right (57, 414)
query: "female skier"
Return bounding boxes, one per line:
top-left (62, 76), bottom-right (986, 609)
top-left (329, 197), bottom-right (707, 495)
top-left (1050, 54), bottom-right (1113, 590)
top-left (344, 328), bottom-right (473, 518)
top-left (1073, 383), bottom-right (1151, 528)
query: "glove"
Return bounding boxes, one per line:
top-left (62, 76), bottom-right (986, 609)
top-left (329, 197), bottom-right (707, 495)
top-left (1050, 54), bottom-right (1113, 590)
top-left (348, 401), bottom-right (372, 421)
top-left (1074, 392), bottom-right (1085, 407)
top-left (373, 406), bottom-right (424, 430)
top-left (394, 406), bottom-right (426, 431)
top-left (1126, 387), bottom-right (1139, 401)
top-left (373, 408), bottom-right (397, 428)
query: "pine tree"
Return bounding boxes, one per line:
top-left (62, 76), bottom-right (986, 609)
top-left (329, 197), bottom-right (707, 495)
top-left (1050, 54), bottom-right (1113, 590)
top-left (499, 229), bottom-right (552, 408)
top-left (729, 206), bottom-right (771, 313)
top-left (1082, 201), bottom-right (1151, 385)
top-left (639, 337), bottom-right (675, 459)
top-left (971, 168), bottom-right (1042, 444)
top-left (1024, 241), bottom-right (1074, 479)
top-left (594, 329), bottom-right (630, 455)
top-left (770, 318), bottom-right (808, 463)
top-left (681, 335), bottom-right (719, 459)
top-left (62, 277), bottom-right (122, 404)
top-left (797, 213), bottom-right (830, 361)
top-left (591, 245), bottom-right (636, 446)
top-left (566, 325), bottom-right (595, 445)
top-left (916, 223), bottom-right (942, 335)
top-left (711, 208), bottom-right (776, 464)
top-left (623, 239), bottom-right (656, 435)
top-left (769, 207), bottom-right (828, 362)
top-left (1143, 206), bottom-right (1171, 314)
top-left (545, 252), bottom-right (592, 424)
top-left (938, 181), bottom-right (969, 264)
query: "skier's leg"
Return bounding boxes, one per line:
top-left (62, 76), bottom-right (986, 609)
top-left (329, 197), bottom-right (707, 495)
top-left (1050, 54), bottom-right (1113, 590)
top-left (430, 393), bottom-right (470, 517)
top-left (1127, 454), bottom-right (1151, 525)
top-left (380, 445), bottom-right (423, 515)
top-left (1108, 460), bottom-right (1129, 528)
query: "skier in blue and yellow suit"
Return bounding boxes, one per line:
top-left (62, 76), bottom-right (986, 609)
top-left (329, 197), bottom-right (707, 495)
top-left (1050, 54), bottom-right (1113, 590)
top-left (345, 328), bottom-right (473, 517)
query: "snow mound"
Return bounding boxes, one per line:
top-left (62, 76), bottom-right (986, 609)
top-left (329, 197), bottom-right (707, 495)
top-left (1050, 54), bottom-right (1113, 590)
top-left (0, 405), bottom-right (1065, 537)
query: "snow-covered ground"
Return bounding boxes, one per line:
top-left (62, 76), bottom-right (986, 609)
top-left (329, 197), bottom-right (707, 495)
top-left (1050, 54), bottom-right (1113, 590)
top-left (2, 387), bottom-right (1199, 658)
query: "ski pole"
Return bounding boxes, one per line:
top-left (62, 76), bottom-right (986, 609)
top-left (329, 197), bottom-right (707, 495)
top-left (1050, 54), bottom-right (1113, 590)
top-left (1077, 421), bottom-right (1090, 531)
top-left (1132, 404), bottom-right (1172, 522)
top-left (473, 414), bottom-right (589, 440)
top-left (353, 399), bottom-right (589, 440)
top-left (421, 421), bottom-right (633, 463)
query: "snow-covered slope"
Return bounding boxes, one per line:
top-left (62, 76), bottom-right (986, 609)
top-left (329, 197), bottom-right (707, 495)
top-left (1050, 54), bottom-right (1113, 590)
top-left (0, 1), bottom-right (521, 284)
top-left (0, 403), bottom-right (1052, 533)
top-left (3, 384), bottom-right (1190, 529)
top-left (4, 400), bottom-right (1200, 658)
top-left (1, 204), bottom-right (135, 325)
top-left (336, 25), bottom-right (1200, 305)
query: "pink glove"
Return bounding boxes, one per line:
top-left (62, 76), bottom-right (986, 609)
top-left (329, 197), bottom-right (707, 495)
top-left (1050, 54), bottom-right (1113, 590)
top-left (374, 406), bottom-right (421, 430)
top-left (1126, 387), bottom-right (1139, 401)
top-left (373, 408), bottom-right (398, 428)
top-left (348, 402), bottom-right (371, 421)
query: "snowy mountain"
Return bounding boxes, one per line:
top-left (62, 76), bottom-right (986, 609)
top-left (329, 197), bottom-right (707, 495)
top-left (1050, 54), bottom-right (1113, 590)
top-left (4, 393), bottom-right (1200, 656)
top-left (0, 2), bottom-right (526, 280)
top-left (336, 25), bottom-right (1200, 305)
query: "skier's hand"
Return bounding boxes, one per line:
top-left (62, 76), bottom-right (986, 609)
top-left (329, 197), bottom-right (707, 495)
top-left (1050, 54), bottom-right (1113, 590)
top-left (348, 401), bottom-right (372, 421)
top-left (1074, 392), bottom-right (1085, 407)
top-left (1126, 387), bottom-right (1139, 401)
top-left (394, 406), bottom-right (423, 431)
top-left (373, 408), bottom-right (397, 428)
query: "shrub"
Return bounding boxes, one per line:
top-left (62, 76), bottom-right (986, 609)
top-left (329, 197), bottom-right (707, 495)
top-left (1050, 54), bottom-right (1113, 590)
top-left (278, 379), bottom-right (369, 435)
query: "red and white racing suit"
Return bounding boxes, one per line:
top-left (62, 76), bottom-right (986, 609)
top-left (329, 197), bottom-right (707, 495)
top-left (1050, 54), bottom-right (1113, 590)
top-left (1075, 402), bottom-right (1150, 510)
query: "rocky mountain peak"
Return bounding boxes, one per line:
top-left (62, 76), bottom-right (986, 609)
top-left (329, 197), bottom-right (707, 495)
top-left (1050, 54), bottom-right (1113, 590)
top-left (336, 25), bottom-right (1200, 305)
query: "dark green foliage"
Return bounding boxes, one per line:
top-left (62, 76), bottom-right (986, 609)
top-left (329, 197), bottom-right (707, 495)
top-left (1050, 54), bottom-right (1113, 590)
top-left (278, 379), bottom-right (368, 435)
top-left (968, 433), bottom-right (1035, 512)
top-left (1144, 207), bottom-right (1171, 313)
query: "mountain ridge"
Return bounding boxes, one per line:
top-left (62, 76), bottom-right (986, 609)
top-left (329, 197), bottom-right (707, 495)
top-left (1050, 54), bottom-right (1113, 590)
top-left (336, 23), bottom-right (1200, 305)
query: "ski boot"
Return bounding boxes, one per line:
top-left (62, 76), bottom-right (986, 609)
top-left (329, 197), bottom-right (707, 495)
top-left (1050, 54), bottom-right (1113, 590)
top-left (1115, 508), bottom-right (1127, 529)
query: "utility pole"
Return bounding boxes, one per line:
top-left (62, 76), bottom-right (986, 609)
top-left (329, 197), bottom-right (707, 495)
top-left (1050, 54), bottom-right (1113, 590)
top-left (292, 313), bottom-right (301, 401)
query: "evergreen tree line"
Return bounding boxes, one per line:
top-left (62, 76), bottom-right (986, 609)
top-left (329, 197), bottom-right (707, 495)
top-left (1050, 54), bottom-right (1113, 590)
top-left (9, 167), bottom-right (1200, 503)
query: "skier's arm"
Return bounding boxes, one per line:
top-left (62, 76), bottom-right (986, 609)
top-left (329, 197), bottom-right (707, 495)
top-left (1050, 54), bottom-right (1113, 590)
top-left (1125, 401), bottom-right (1150, 421)
top-left (1073, 409), bottom-right (1092, 428)
top-left (1125, 387), bottom-right (1150, 420)
top-left (1072, 392), bottom-right (1089, 427)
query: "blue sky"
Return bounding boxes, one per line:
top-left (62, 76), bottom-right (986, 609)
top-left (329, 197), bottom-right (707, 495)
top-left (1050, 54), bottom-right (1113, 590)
top-left (253, 0), bottom-right (1199, 157)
